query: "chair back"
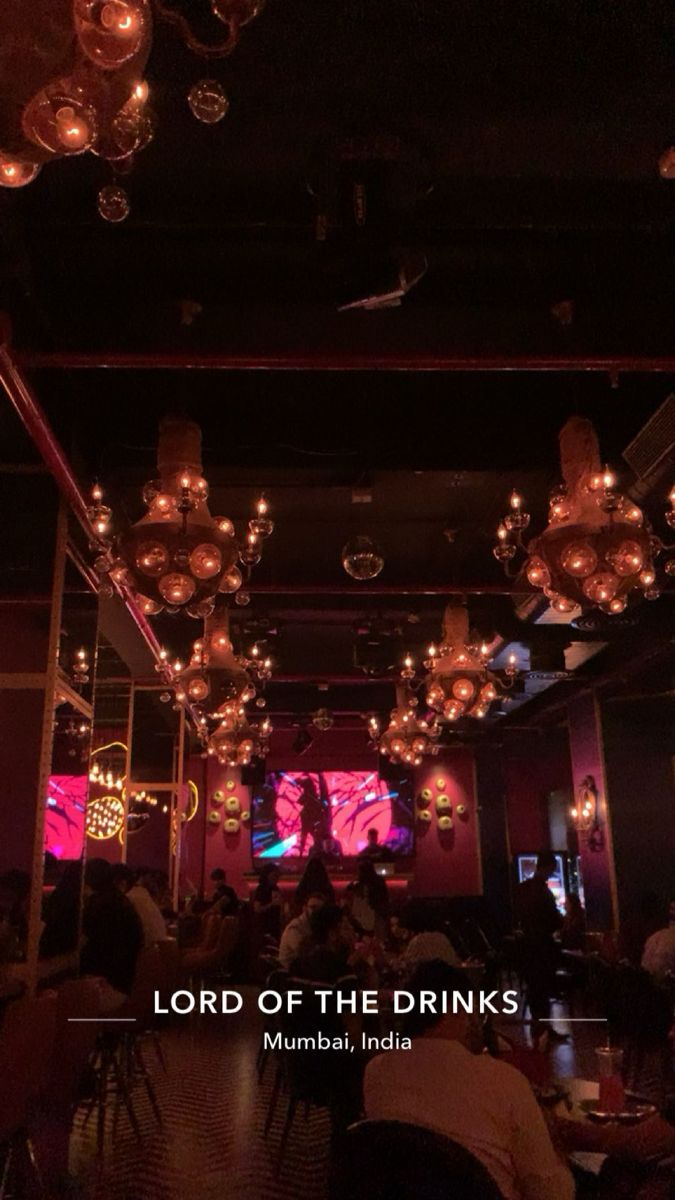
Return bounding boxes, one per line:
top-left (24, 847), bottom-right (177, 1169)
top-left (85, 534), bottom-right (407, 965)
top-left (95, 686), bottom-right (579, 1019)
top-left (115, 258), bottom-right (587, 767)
top-left (44, 978), bottom-right (100, 1106)
top-left (0, 993), bottom-right (57, 1140)
top-left (329, 1119), bottom-right (504, 1200)
top-left (215, 916), bottom-right (239, 965)
top-left (118, 944), bottom-right (163, 1024)
top-left (157, 938), bottom-right (183, 994)
top-left (200, 912), bottom-right (222, 952)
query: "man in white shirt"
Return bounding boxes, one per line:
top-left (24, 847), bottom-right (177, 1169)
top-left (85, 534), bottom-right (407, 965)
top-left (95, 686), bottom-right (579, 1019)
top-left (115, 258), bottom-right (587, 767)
top-left (364, 960), bottom-right (573, 1200)
top-left (278, 892), bottom-right (326, 969)
top-left (641, 915), bottom-right (675, 982)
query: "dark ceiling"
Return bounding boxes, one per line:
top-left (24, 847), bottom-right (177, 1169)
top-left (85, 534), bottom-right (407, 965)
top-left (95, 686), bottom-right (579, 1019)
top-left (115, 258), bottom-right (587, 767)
top-left (2, 1), bottom-right (675, 744)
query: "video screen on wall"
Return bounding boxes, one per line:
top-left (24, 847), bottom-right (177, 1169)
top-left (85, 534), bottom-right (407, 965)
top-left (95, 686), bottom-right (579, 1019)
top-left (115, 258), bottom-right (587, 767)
top-left (44, 774), bottom-right (87, 860)
top-left (251, 770), bottom-right (414, 860)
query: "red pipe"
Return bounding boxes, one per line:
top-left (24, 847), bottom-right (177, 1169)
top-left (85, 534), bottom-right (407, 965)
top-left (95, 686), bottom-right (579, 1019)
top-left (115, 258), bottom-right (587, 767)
top-left (247, 582), bottom-right (526, 596)
top-left (15, 350), bottom-right (675, 373)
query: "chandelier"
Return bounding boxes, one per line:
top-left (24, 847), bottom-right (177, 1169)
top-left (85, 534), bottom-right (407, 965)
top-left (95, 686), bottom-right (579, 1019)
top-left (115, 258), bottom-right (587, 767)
top-left (90, 415), bottom-right (272, 618)
top-left (164, 608), bottom-right (272, 710)
top-left (493, 417), bottom-right (675, 615)
top-left (369, 686), bottom-right (440, 767)
top-left (424, 604), bottom-right (517, 722)
top-left (0, 0), bottom-right (266, 219)
top-left (205, 700), bottom-right (272, 766)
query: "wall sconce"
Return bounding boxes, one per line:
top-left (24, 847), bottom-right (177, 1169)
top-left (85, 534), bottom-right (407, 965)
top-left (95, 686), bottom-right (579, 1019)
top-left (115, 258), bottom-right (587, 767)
top-left (570, 775), bottom-right (599, 833)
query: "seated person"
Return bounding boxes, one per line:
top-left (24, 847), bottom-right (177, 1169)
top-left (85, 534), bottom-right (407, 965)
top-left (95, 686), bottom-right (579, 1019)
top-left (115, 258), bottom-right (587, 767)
top-left (81, 858), bottom-right (143, 1005)
top-left (208, 867), bottom-right (240, 917)
top-left (358, 827), bottom-right (394, 863)
top-left (641, 906), bottom-right (675, 982)
top-left (403, 929), bottom-right (460, 970)
top-left (112, 864), bottom-right (167, 946)
top-left (290, 903), bottom-right (358, 988)
top-left (278, 891), bottom-right (326, 969)
top-left (345, 860), bottom-right (389, 938)
top-left (294, 857), bottom-right (335, 913)
top-left (40, 859), bottom-right (82, 958)
top-left (364, 959), bottom-right (573, 1200)
top-left (252, 864), bottom-right (283, 941)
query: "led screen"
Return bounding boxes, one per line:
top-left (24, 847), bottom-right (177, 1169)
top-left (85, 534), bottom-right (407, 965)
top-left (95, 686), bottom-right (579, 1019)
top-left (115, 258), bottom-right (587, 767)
top-left (251, 770), bottom-right (414, 859)
top-left (44, 774), bottom-right (87, 860)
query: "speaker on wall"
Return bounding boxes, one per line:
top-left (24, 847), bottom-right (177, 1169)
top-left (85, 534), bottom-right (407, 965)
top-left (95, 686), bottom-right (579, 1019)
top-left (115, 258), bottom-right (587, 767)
top-left (241, 758), bottom-right (266, 787)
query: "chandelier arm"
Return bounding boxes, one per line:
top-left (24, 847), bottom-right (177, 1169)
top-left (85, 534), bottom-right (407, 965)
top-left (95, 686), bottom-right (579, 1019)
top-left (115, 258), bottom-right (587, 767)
top-left (152, 0), bottom-right (241, 57)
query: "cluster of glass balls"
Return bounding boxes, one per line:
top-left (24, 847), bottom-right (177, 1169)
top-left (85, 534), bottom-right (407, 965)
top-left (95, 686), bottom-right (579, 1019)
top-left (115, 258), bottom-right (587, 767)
top-left (371, 704), bottom-right (440, 766)
top-left (495, 472), bottom-right (661, 615)
top-left (424, 641), bottom-right (508, 722)
top-left (205, 702), bottom-right (272, 767)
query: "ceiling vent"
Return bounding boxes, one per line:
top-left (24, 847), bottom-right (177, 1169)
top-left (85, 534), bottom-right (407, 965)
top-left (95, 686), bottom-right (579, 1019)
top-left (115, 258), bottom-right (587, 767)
top-left (623, 394), bottom-right (675, 497)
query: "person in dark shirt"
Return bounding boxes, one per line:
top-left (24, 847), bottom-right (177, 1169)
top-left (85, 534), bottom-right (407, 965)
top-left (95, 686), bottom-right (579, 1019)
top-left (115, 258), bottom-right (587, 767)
top-left (290, 903), bottom-right (357, 986)
top-left (81, 858), bottom-right (143, 1000)
top-left (40, 859), bottom-right (82, 959)
top-left (252, 863), bottom-right (283, 940)
top-left (516, 850), bottom-right (564, 1044)
top-left (209, 868), bottom-right (240, 917)
top-left (358, 827), bottom-right (394, 863)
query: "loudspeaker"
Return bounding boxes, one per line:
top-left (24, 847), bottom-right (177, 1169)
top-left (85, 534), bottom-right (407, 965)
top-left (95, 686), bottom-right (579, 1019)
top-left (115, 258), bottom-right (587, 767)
top-left (241, 758), bottom-right (266, 786)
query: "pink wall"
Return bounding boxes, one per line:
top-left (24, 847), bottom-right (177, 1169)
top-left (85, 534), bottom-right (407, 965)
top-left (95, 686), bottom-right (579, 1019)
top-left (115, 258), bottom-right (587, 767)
top-left (180, 741), bottom-right (483, 900)
top-left (411, 750), bottom-right (482, 897)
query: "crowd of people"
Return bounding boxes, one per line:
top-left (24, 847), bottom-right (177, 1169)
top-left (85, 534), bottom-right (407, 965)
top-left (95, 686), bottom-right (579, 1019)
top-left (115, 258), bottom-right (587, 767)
top-left (0, 845), bottom-right (673, 1197)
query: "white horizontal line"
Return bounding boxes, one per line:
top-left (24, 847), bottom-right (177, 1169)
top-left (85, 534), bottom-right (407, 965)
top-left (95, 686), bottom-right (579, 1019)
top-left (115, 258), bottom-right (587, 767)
top-left (67, 1018), bottom-right (137, 1022)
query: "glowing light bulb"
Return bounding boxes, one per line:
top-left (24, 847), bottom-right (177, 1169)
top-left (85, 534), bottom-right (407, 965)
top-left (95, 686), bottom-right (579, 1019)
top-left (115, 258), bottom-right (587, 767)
top-left (132, 81), bottom-right (148, 104)
top-left (0, 157), bottom-right (41, 188)
top-left (497, 523), bottom-right (508, 541)
top-left (452, 677), bottom-right (474, 702)
top-left (179, 472), bottom-right (191, 490)
top-left (101, 2), bottom-right (142, 38)
top-left (480, 642), bottom-right (490, 658)
top-left (582, 573), bottom-right (619, 604)
top-left (611, 540), bottom-right (644, 577)
top-left (561, 542), bottom-right (598, 579)
top-left (55, 106), bottom-right (91, 151)
top-left (602, 467), bottom-right (616, 490)
top-left (526, 556), bottom-right (550, 588)
top-left (510, 490), bottom-right (522, 510)
top-left (639, 567), bottom-right (656, 588)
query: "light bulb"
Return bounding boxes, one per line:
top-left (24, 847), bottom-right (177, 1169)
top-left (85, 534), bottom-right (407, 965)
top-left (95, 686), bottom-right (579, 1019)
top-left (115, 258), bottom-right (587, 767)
top-left (561, 541), bottom-right (598, 579)
top-left (188, 79), bottom-right (230, 124)
top-left (189, 543), bottom-right (222, 580)
top-left (639, 567), bottom-right (656, 588)
top-left (610, 540), bottom-right (644, 577)
top-left (497, 523), bottom-right (508, 541)
top-left (510, 490), bottom-right (522, 510)
top-left (97, 184), bottom-right (130, 223)
top-left (452, 677), bottom-right (474, 702)
top-left (526, 556), bottom-right (551, 588)
top-left (101, 2), bottom-right (142, 38)
top-left (582, 573), bottom-right (619, 604)
top-left (135, 541), bottom-right (169, 577)
top-left (55, 106), bottom-right (91, 151)
top-left (158, 573), bottom-right (195, 605)
top-left (0, 157), bottom-right (41, 188)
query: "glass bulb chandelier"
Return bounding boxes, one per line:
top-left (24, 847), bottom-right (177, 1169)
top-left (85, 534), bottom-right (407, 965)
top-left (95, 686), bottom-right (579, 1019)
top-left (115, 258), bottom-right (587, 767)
top-left (90, 415), bottom-right (272, 618)
top-left (424, 604), bottom-right (517, 722)
top-left (493, 417), bottom-right (675, 615)
top-left (205, 701), bottom-right (272, 766)
top-left (161, 608), bottom-right (272, 712)
top-left (0, 0), bottom-right (267, 219)
top-left (371, 685), bottom-right (440, 766)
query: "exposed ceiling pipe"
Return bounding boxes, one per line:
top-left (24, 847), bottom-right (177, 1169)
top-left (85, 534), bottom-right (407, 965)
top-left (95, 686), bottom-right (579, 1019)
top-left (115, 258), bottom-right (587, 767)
top-left (16, 350), bottom-right (675, 373)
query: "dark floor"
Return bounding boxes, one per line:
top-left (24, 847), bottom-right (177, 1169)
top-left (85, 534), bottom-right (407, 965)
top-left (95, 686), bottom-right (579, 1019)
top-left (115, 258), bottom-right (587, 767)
top-left (70, 991), bottom-right (602, 1200)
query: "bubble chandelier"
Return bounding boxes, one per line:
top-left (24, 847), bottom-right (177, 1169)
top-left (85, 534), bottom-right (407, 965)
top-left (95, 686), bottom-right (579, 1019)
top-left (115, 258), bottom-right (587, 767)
top-left (162, 607), bottom-right (272, 711)
top-left (368, 685), bottom-right (440, 767)
top-left (90, 415), bottom-right (273, 618)
top-left (205, 700), bottom-right (272, 766)
top-left (493, 416), bottom-right (675, 616)
top-left (0, 0), bottom-right (266, 218)
top-left (424, 604), bottom-right (517, 723)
